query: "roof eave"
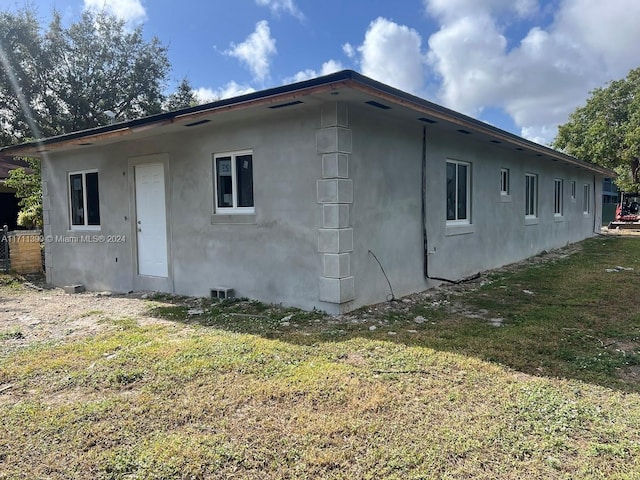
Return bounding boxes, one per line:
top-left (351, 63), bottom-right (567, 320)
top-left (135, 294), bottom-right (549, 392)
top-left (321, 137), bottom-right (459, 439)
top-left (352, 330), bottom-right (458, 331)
top-left (0, 69), bottom-right (615, 177)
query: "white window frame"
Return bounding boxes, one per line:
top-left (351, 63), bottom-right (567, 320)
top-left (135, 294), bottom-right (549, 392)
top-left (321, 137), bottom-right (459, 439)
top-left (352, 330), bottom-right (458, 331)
top-left (68, 169), bottom-right (100, 230)
top-left (500, 168), bottom-right (510, 196)
top-left (570, 181), bottom-right (576, 201)
top-left (554, 178), bottom-right (563, 217)
top-left (213, 150), bottom-right (255, 215)
top-left (446, 159), bottom-right (471, 225)
top-left (583, 184), bottom-right (591, 214)
top-left (525, 173), bottom-right (538, 219)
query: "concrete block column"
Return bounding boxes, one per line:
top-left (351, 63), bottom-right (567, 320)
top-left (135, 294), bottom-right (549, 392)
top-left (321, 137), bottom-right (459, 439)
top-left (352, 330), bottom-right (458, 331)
top-left (317, 102), bottom-right (354, 306)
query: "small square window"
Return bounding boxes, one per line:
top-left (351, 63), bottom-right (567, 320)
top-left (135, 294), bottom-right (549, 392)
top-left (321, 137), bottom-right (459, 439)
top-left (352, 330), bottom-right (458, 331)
top-left (69, 170), bottom-right (100, 229)
top-left (213, 151), bottom-right (254, 214)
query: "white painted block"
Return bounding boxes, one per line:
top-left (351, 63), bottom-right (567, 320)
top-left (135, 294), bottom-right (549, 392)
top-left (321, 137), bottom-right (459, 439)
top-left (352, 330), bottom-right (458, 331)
top-left (321, 102), bottom-right (348, 128)
top-left (323, 204), bottom-right (349, 228)
top-left (324, 253), bottom-right (351, 278)
top-left (316, 127), bottom-right (352, 154)
top-left (319, 276), bottom-right (355, 304)
top-left (318, 228), bottom-right (353, 253)
top-left (322, 153), bottom-right (349, 178)
top-left (317, 179), bottom-right (353, 204)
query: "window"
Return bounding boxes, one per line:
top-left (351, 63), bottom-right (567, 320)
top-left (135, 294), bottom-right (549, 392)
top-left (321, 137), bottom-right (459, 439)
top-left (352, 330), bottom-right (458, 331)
top-left (69, 171), bottom-right (100, 229)
top-left (570, 181), bottom-right (576, 201)
top-left (446, 160), bottom-right (471, 224)
top-left (583, 184), bottom-right (590, 214)
top-left (500, 168), bottom-right (510, 196)
top-left (525, 173), bottom-right (538, 218)
top-left (554, 179), bottom-right (563, 216)
top-left (214, 151), bottom-right (254, 213)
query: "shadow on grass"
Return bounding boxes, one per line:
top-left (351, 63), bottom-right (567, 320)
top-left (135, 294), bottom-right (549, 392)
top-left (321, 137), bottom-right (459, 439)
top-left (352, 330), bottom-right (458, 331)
top-left (147, 237), bottom-right (640, 394)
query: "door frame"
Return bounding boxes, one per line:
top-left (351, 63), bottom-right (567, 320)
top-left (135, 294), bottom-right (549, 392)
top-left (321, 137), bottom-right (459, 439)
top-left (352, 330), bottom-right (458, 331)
top-left (128, 153), bottom-right (173, 293)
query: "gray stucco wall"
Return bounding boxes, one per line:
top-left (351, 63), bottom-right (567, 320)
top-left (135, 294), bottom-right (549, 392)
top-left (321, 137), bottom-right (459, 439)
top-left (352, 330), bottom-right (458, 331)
top-left (43, 106), bottom-right (337, 312)
top-left (345, 104), bottom-right (602, 311)
top-left (42, 100), bottom-right (603, 314)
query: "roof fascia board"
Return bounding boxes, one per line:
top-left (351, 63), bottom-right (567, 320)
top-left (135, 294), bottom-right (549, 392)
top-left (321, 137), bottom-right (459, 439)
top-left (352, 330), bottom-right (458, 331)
top-left (0, 69), bottom-right (614, 176)
top-left (346, 75), bottom-right (613, 177)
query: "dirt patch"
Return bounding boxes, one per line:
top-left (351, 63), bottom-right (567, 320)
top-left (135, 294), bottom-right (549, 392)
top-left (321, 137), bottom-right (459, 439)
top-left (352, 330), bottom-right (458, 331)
top-left (0, 242), bottom-right (590, 350)
top-left (0, 284), bottom-right (171, 354)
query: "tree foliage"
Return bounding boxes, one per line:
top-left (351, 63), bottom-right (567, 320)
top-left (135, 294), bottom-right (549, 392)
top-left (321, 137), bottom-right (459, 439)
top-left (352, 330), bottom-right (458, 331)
top-left (0, 6), bottom-right (182, 227)
top-left (554, 67), bottom-right (640, 192)
top-left (3, 157), bottom-right (41, 228)
top-left (0, 7), bottom-right (170, 141)
top-left (164, 78), bottom-right (199, 111)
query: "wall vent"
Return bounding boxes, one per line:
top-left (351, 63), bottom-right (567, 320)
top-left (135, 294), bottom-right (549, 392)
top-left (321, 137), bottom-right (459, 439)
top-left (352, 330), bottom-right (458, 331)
top-left (457, 129), bottom-right (471, 135)
top-left (418, 117), bottom-right (437, 124)
top-left (211, 287), bottom-right (235, 299)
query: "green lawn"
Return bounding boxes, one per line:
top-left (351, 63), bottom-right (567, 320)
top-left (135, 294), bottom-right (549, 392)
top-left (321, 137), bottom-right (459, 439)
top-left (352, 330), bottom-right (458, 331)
top-left (1, 237), bottom-right (640, 479)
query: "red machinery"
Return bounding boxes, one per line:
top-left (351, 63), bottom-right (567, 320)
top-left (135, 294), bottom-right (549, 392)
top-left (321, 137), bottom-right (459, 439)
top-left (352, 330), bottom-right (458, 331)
top-left (609, 192), bottom-right (640, 229)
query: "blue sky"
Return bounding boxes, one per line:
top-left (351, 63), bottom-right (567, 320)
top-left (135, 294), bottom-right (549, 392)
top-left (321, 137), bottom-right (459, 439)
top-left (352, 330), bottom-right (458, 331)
top-left (9, 0), bottom-right (640, 145)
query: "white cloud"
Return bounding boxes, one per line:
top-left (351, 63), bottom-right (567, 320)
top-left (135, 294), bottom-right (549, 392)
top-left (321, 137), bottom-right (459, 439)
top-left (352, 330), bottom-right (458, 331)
top-left (255, 0), bottom-right (304, 19)
top-left (194, 82), bottom-right (256, 103)
top-left (285, 60), bottom-right (344, 83)
top-left (83, 0), bottom-right (146, 24)
top-left (225, 20), bottom-right (277, 82)
top-left (423, 0), bottom-right (640, 144)
top-left (342, 43), bottom-right (356, 59)
top-left (357, 17), bottom-right (426, 95)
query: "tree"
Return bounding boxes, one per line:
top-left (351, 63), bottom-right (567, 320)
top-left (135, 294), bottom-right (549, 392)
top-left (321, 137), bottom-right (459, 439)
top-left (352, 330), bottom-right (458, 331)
top-left (3, 157), bottom-right (41, 228)
top-left (554, 67), bottom-right (640, 192)
top-left (164, 77), bottom-right (199, 111)
top-left (0, 6), bottom-right (173, 226)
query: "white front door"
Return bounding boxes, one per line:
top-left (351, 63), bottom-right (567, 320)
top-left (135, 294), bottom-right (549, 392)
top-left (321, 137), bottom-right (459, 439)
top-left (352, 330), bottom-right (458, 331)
top-left (135, 163), bottom-right (168, 277)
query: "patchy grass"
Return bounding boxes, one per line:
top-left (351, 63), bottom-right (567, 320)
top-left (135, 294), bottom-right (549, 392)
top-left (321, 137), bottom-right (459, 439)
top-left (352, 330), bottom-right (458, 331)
top-left (1, 237), bottom-right (640, 479)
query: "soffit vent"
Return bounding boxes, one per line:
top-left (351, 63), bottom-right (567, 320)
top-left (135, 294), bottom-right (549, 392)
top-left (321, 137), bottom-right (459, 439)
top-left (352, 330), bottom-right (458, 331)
top-left (185, 119), bottom-right (211, 127)
top-left (490, 140), bottom-right (501, 144)
top-left (418, 117), bottom-right (437, 124)
top-left (268, 100), bottom-right (304, 109)
top-left (365, 100), bottom-right (391, 110)
top-left (457, 129), bottom-right (471, 135)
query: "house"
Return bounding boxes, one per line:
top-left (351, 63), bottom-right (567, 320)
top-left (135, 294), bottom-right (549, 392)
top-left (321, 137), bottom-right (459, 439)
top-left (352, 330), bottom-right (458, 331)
top-left (0, 70), bottom-right (612, 314)
top-left (0, 155), bottom-right (26, 230)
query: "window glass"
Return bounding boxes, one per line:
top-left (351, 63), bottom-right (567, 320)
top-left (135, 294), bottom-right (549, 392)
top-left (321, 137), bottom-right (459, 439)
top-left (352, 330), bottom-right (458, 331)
top-left (554, 179), bottom-right (563, 216)
top-left (446, 160), bottom-right (470, 223)
top-left (216, 157), bottom-right (233, 208)
top-left (236, 154), bottom-right (254, 208)
top-left (583, 184), bottom-right (590, 213)
top-left (70, 173), bottom-right (84, 226)
top-left (69, 171), bottom-right (100, 228)
top-left (86, 172), bottom-right (101, 225)
top-left (500, 169), bottom-right (509, 195)
top-left (525, 174), bottom-right (537, 217)
top-left (214, 151), bottom-right (254, 213)
top-left (457, 164), bottom-right (468, 220)
top-left (446, 162), bottom-right (456, 221)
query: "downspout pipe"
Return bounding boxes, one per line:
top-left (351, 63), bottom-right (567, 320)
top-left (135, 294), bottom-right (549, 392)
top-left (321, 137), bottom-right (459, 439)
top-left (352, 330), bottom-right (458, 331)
top-left (421, 126), bottom-right (479, 285)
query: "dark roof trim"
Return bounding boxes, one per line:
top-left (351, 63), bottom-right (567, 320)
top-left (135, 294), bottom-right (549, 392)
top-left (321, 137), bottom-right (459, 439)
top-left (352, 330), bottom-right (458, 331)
top-left (0, 69), bottom-right (614, 176)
